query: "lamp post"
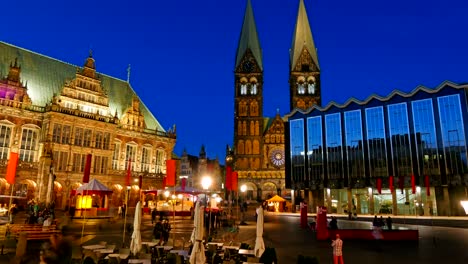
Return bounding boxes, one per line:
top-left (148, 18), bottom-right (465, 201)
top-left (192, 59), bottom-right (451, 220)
top-left (240, 184), bottom-right (247, 225)
top-left (122, 185), bottom-right (131, 246)
top-left (201, 176), bottom-right (212, 237)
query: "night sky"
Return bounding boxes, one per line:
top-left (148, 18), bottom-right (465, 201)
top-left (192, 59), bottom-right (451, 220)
top-left (3, 0), bottom-right (468, 162)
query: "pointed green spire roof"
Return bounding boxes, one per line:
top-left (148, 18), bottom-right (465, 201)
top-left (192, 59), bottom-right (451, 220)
top-left (291, 0), bottom-right (319, 71)
top-left (235, 0), bottom-right (262, 70)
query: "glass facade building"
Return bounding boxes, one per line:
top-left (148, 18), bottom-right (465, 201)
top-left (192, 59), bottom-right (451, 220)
top-left (286, 82), bottom-right (468, 216)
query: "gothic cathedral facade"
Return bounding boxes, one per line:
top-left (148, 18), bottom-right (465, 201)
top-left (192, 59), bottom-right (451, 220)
top-left (231, 0), bottom-right (320, 201)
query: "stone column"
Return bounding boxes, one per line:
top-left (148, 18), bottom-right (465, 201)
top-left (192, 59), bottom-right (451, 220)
top-left (308, 190), bottom-right (314, 213)
top-left (36, 155), bottom-right (53, 203)
top-left (369, 189), bottom-right (374, 215)
top-left (392, 190), bottom-right (398, 215)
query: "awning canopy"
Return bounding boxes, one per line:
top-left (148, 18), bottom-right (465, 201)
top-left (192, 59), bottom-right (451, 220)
top-left (72, 179), bottom-right (113, 195)
top-left (266, 195), bottom-right (286, 202)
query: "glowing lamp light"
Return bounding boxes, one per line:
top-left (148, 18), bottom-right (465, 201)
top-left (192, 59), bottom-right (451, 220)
top-left (177, 194), bottom-right (183, 200)
top-left (164, 190), bottom-right (170, 198)
top-left (461, 200), bottom-right (468, 215)
top-left (240, 184), bottom-right (247, 193)
top-left (201, 176), bottom-right (212, 190)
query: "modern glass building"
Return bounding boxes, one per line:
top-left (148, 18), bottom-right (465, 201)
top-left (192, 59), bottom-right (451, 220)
top-left (285, 81), bottom-right (468, 216)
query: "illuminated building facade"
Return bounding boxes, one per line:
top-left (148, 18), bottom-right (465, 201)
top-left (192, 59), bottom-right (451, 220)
top-left (0, 41), bottom-right (176, 209)
top-left (286, 82), bottom-right (468, 216)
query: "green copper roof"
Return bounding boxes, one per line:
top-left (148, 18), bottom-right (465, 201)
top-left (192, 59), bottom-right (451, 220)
top-left (291, 0), bottom-right (319, 71)
top-left (235, 0), bottom-right (263, 70)
top-left (0, 41), bottom-right (165, 132)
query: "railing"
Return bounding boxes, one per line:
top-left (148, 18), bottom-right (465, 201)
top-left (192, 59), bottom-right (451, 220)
top-left (46, 104), bottom-right (118, 124)
top-left (0, 98), bottom-right (45, 112)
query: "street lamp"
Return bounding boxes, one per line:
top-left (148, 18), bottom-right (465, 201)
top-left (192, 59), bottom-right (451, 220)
top-left (201, 176), bottom-right (212, 236)
top-left (240, 184), bottom-right (247, 225)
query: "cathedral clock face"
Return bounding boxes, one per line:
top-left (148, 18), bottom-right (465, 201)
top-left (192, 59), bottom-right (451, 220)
top-left (270, 149), bottom-right (285, 168)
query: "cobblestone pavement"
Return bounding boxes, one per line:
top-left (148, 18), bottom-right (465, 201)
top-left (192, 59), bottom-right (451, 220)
top-left (1, 207), bottom-right (468, 263)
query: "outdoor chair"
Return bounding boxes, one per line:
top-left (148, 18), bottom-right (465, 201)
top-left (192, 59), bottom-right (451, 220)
top-left (106, 244), bottom-right (116, 251)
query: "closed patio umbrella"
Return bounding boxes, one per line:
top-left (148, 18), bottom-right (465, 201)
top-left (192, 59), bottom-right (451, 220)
top-left (190, 201), bottom-right (200, 244)
top-left (189, 204), bottom-right (206, 264)
top-left (254, 206), bottom-right (265, 257)
top-left (130, 201), bottom-right (142, 256)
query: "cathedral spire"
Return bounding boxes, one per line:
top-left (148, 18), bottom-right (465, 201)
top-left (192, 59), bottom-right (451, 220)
top-left (290, 0), bottom-right (319, 71)
top-left (235, 0), bottom-right (262, 71)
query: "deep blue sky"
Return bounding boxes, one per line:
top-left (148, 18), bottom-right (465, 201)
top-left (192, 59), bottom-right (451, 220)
top-left (3, 0), bottom-right (468, 162)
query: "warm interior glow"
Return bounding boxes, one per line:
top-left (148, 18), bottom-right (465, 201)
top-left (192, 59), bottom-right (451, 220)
top-left (240, 184), bottom-right (247, 192)
top-left (461, 201), bottom-right (468, 214)
top-left (76, 195), bottom-right (92, 209)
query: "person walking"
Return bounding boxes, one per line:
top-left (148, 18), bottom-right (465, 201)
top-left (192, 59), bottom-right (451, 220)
top-left (331, 233), bottom-right (344, 264)
top-left (153, 220), bottom-right (164, 245)
top-left (151, 208), bottom-right (157, 224)
top-left (162, 219), bottom-right (172, 245)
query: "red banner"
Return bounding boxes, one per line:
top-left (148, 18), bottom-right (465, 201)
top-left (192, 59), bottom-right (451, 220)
top-left (232, 171), bottom-right (238, 191)
top-left (162, 176), bottom-right (166, 189)
top-left (411, 174), bottom-right (416, 194)
top-left (389, 176), bottom-right (394, 193)
top-left (376, 177), bottom-right (382, 194)
top-left (126, 158), bottom-right (132, 186)
top-left (425, 175), bottom-right (430, 196)
top-left (6, 152), bottom-right (19, 184)
top-left (166, 159), bottom-right (176, 187)
top-left (181, 178), bottom-right (187, 191)
top-left (225, 166), bottom-right (232, 191)
top-left (83, 154), bottom-right (92, 183)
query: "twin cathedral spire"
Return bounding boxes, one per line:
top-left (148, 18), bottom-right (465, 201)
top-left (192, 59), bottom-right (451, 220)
top-left (233, 0), bottom-right (319, 171)
top-left (234, 0), bottom-right (321, 112)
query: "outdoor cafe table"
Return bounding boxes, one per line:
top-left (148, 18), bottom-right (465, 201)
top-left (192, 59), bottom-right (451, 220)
top-left (169, 249), bottom-right (189, 259)
top-left (223, 245), bottom-right (241, 251)
top-left (207, 242), bottom-right (224, 248)
top-left (107, 253), bottom-right (130, 260)
top-left (156, 246), bottom-right (173, 251)
top-left (128, 259), bottom-right (151, 264)
top-left (238, 249), bottom-right (255, 256)
top-left (142, 241), bottom-right (159, 247)
top-left (82, 244), bottom-right (106, 250)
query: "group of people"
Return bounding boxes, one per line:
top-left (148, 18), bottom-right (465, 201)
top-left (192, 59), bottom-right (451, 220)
top-left (25, 200), bottom-right (55, 226)
top-left (151, 209), bottom-right (172, 245)
top-left (373, 215), bottom-right (393, 230)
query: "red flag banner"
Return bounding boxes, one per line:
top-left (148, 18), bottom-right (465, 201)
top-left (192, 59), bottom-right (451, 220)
top-left (6, 152), bottom-right (19, 184)
top-left (411, 174), bottom-right (416, 194)
top-left (226, 166), bottom-right (232, 191)
top-left (399, 176), bottom-right (405, 194)
top-left (181, 178), bottom-right (187, 191)
top-left (162, 176), bottom-right (167, 189)
top-left (232, 171), bottom-right (238, 191)
top-left (389, 176), bottom-right (394, 193)
top-left (425, 175), bottom-right (430, 196)
top-left (126, 159), bottom-right (132, 186)
top-left (138, 175), bottom-right (142, 189)
top-left (82, 154), bottom-right (92, 183)
top-left (166, 159), bottom-right (176, 187)
top-left (376, 178), bottom-right (382, 194)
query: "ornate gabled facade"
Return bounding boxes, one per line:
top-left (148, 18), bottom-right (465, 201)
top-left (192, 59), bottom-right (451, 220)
top-left (0, 41), bottom-right (176, 209)
top-left (179, 146), bottom-right (222, 192)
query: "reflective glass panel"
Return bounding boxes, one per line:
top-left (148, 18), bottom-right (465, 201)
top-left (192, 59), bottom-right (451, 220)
top-left (325, 113), bottom-right (343, 180)
top-left (365, 107), bottom-right (388, 177)
top-left (438, 95), bottom-right (468, 177)
top-left (307, 116), bottom-right (323, 183)
top-left (412, 99), bottom-right (439, 177)
top-left (344, 110), bottom-right (364, 179)
top-left (388, 103), bottom-right (412, 177)
top-left (290, 119), bottom-right (306, 183)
